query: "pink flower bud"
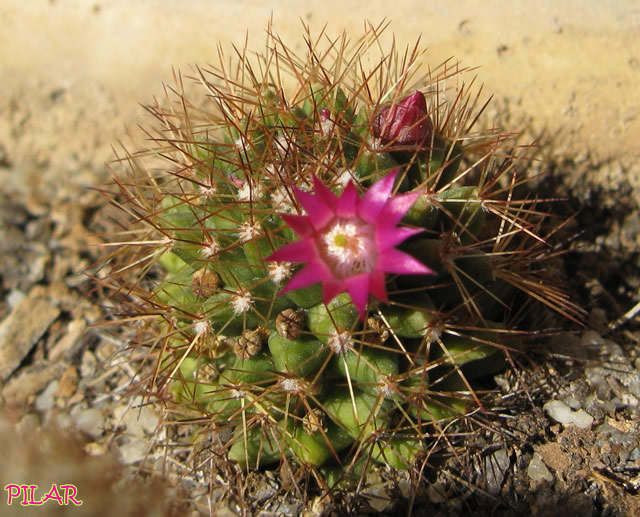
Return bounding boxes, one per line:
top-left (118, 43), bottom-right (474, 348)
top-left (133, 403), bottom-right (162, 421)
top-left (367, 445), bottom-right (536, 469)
top-left (373, 91), bottom-right (433, 147)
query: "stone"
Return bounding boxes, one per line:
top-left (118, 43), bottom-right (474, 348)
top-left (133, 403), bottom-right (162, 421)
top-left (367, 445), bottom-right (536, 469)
top-left (544, 399), bottom-right (594, 429)
top-left (0, 286), bottom-right (60, 381)
top-left (528, 452), bottom-right (554, 483)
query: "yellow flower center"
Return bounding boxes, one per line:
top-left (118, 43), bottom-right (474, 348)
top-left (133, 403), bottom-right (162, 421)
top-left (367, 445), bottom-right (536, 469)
top-left (322, 220), bottom-right (375, 277)
top-left (333, 233), bottom-right (348, 247)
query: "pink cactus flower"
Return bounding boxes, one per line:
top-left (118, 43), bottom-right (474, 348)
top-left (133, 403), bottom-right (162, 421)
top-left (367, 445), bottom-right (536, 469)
top-left (267, 170), bottom-right (433, 319)
top-left (373, 91), bottom-right (433, 147)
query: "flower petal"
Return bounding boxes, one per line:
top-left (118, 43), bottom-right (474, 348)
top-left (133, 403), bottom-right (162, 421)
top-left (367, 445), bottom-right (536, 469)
top-left (368, 270), bottom-right (388, 303)
top-left (345, 273), bottom-right (371, 320)
top-left (377, 189), bottom-right (422, 226)
top-left (280, 214), bottom-right (313, 238)
top-left (375, 225), bottom-right (423, 250)
top-left (377, 248), bottom-right (434, 275)
top-left (267, 238), bottom-right (316, 264)
top-left (359, 170), bottom-right (398, 222)
top-left (336, 180), bottom-right (358, 218)
top-left (312, 175), bottom-right (339, 209)
top-left (295, 186), bottom-right (334, 231)
top-left (281, 261), bottom-right (331, 293)
top-left (322, 278), bottom-right (347, 306)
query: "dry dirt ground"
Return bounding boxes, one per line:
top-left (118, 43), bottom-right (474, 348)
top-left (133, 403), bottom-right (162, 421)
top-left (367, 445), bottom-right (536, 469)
top-left (1, 1), bottom-right (640, 515)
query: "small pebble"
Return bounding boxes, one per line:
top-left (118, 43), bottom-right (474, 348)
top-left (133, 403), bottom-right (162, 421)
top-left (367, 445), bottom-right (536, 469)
top-left (584, 392), bottom-right (616, 418)
top-left (114, 397), bottom-right (160, 437)
top-left (595, 422), bottom-right (637, 447)
top-left (396, 473), bottom-right (412, 498)
top-left (55, 411), bottom-right (73, 431)
top-left (544, 400), bottom-right (594, 429)
top-left (122, 405), bottom-right (159, 437)
top-left (305, 495), bottom-right (331, 517)
top-left (72, 407), bottom-right (105, 439)
top-left (35, 380), bottom-right (58, 411)
top-left (585, 367), bottom-right (610, 397)
top-left (562, 395), bottom-right (581, 410)
top-left (84, 442), bottom-right (107, 456)
top-left (581, 330), bottom-right (604, 347)
top-left (80, 349), bottom-right (97, 378)
top-left (528, 452), bottom-right (554, 483)
top-left (6, 289), bottom-right (26, 308)
top-left (602, 339), bottom-right (625, 357)
top-left (484, 448), bottom-right (510, 494)
top-left (362, 482), bottom-right (392, 512)
top-left (119, 437), bottom-right (151, 464)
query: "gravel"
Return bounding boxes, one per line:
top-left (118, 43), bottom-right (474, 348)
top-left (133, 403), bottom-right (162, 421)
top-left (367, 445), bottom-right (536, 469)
top-left (527, 453), bottom-right (554, 483)
top-left (543, 400), bottom-right (595, 429)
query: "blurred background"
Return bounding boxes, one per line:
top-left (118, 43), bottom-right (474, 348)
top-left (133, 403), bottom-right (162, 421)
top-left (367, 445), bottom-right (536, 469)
top-left (1, 0), bottom-right (638, 194)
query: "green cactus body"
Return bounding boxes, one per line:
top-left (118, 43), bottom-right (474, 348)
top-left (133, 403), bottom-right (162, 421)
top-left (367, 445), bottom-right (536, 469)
top-left (268, 333), bottom-right (329, 377)
top-left (370, 437), bottom-right (425, 470)
top-left (306, 294), bottom-right (358, 342)
top-left (228, 423), bottom-right (283, 468)
top-left (323, 388), bottom-right (390, 440)
top-left (286, 420), bottom-right (354, 466)
top-left (169, 356), bottom-right (216, 407)
top-left (329, 346), bottom-right (399, 393)
top-left (105, 25), bottom-right (580, 484)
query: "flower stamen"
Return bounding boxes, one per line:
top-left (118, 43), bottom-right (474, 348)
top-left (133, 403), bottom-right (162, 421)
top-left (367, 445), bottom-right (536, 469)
top-left (322, 220), bottom-right (375, 277)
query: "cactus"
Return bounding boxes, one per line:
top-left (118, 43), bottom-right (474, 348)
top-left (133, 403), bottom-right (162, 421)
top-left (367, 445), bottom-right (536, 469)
top-left (102, 23), bottom-right (582, 488)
